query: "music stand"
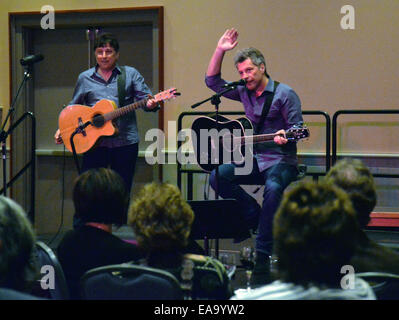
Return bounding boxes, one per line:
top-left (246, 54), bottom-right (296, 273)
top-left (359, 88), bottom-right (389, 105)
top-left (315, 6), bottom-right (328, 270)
top-left (188, 199), bottom-right (251, 258)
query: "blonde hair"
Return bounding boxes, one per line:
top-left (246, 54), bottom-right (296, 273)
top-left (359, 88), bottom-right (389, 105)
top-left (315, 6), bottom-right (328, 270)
top-left (128, 183), bottom-right (194, 252)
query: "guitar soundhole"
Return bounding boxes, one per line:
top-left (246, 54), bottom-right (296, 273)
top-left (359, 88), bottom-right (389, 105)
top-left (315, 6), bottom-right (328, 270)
top-left (92, 114), bottom-right (105, 128)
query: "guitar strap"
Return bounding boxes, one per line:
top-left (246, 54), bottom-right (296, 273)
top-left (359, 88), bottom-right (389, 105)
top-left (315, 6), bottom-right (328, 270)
top-left (254, 80), bottom-right (280, 134)
top-left (117, 66), bottom-right (127, 108)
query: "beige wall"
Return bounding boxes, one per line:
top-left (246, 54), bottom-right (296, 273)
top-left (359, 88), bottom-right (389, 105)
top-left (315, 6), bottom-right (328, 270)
top-left (1, 0), bottom-right (399, 156)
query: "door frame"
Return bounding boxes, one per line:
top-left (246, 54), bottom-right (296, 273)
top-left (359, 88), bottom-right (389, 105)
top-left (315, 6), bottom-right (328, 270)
top-left (8, 6), bottom-right (164, 221)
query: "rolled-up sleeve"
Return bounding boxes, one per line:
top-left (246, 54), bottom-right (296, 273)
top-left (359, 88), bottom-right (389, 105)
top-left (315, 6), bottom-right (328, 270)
top-left (205, 73), bottom-right (241, 101)
top-left (69, 73), bottom-right (87, 105)
top-left (281, 88), bottom-right (303, 128)
top-left (130, 70), bottom-right (159, 112)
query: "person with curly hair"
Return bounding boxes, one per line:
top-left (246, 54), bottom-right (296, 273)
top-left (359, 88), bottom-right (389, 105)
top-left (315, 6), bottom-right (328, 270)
top-left (232, 181), bottom-right (375, 300)
top-left (325, 158), bottom-right (399, 274)
top-left (128, 182), bottom-right (232, 299)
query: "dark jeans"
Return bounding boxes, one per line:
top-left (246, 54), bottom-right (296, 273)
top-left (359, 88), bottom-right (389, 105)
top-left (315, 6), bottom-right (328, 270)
top-left (73, 143), bottom-right (139, 229)
top-left (210, 160), bottom-right (298, 256)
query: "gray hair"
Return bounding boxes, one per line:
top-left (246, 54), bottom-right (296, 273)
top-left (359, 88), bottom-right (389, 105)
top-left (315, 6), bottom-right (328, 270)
top-left (325, 158), bottom-right (377, 228)
top-left (233, 47), bottom-right (269, 77)
top-left (0, 196), bottom-right (37, 291)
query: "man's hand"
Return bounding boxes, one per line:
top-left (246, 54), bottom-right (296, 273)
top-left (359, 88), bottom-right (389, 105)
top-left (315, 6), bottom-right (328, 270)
top-left (54, 129), bottom-right (63, 145)
top-left (146, 95), bottom-right (158, 110)
top-left (217, 28), bottom-right (239, 53)
top-left (274, 129), bottom-right (288, 145)
top-left (207, 28), bottom-right (239, 77)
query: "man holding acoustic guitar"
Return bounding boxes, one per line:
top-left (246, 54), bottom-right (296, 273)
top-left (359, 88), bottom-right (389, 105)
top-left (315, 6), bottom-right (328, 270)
top-left (54, 33), bottom-right (163, 228)
top-left (205, 28), bottom-right (304, 286)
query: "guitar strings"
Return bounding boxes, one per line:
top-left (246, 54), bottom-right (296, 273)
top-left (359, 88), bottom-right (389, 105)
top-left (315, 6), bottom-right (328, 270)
top-left (59, 89), bottom-right (177, 135)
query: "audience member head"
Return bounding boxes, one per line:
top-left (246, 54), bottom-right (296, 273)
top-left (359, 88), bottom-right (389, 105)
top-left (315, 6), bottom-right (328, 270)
top-left (0, 196), bottom-right (36, 291)
top-left (325, 158), bottom-right (377, 228)
top-left (128, 182), bottom-right (194, 253)
top-left (273, 181), bottom-right (359, 288)
top-left (73, 168), bottom-right (128, 226)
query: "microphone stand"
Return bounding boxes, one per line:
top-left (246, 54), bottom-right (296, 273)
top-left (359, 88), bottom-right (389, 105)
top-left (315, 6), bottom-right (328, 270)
top-left (191, 84), bottom-right (238, 257)
top-left (0, 65), bottom-right (32, 196)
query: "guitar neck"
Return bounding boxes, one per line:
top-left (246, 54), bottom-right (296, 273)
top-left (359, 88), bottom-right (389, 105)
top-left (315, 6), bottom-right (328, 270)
top-left (104, 98), bottom-right (148, 121)
top-left (236, 133), bottom-right (278, 145)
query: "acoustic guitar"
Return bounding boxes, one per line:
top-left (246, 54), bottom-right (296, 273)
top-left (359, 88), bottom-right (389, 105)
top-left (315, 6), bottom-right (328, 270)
top-left (191, 115), bottom-right (310, 172)
top-left (58, 88), bottom-right (179, 154)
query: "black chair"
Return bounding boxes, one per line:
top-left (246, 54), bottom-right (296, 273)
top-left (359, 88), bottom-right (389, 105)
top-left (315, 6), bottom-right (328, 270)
top-left (190, 263), bottom-right (232, 300)
top-left (356, 272), bottom-right (399, 300)
top-left (80, 263), bottom-right (183, 300)
top-left (33, 241), bottom-right (70, 300)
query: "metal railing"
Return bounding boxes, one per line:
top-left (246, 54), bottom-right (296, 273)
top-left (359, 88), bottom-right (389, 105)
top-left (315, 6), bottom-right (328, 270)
top-left (332, 109), bottom-right (399, 180)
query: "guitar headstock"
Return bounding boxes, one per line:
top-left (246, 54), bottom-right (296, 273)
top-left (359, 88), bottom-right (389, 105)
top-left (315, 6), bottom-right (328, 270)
top-left (286, 125), bottom-right (310, 141)
top-left (154, 88), bottom-right (181, 103)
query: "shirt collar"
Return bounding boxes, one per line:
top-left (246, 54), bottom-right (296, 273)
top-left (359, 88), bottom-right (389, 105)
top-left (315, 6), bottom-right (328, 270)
top-left (92, 64), bottom-right (122, 76)
top-left (245, 77), bottom-right (275, 96)
top-left (264, 77), bottom-right (275, 93)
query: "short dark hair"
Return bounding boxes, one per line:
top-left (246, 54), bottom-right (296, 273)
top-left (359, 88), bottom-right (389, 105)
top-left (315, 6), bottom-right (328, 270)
top-left (325, 158), bottom-right (377, 228)
top-left (234, 47), bottom-right (270, 78)
top-left (94, 32), bottom-right (119, 52)
top-left (273, 181), bottom-right (358, 288)
top-left (73, 168), bottom-right (128, 225)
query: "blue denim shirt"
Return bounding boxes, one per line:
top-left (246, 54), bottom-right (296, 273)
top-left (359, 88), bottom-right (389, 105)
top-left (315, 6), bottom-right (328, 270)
top-left (205, 73), bottom-right (303, 171)
top-left (69, 65), bottom-right (156, 148)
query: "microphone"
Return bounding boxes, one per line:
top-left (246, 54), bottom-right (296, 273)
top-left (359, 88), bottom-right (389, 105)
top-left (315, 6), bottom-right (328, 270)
top-left (20, 54), bottom-right (44, 66)
top-left (223, 79), bottom-right (246, 87)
